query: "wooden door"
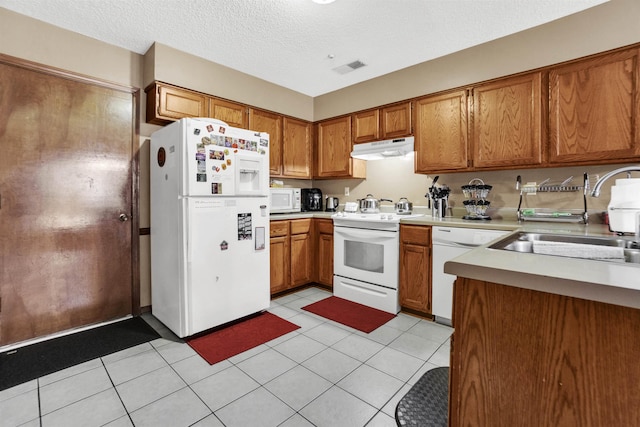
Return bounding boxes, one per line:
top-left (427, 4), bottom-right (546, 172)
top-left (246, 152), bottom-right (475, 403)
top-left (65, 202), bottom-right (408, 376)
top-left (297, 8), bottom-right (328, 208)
top-left (249, 108), bottom-right (283, 176)
top-left (290, 233), bottom-right (311, 287)
top-left (399, 225), bottom-right (431, 314)
top-left (269, 220), bottom-right (289, 295)
top-left (352, 109), bottom-right (380, 143)
top-left (145, 82), bottom-right (207, 125)
top-left (0, 57), bottom-right (137, 346)
top-left (317, 234), bottom-right (334, 287)
top-left (472, 72), bottom-right (544, 169)
top-left (381, 102), bottom-right (412, 139)
top-left (414, 90), bottom-right (470, 173)
top-left (316, 116), bottom-right (352, 178)
top-left (269, 236), bottom-right (289, 294)
top-left (209, 97), bottom-right (247, 128)
top-left (315, 219), bottom-right (334, 287)
top-left (549, 47), bottom-right (640, 164)
top-left (282, 117), bottom-right (312, 178)
top-left (290, 219), bottom-right (311, 287)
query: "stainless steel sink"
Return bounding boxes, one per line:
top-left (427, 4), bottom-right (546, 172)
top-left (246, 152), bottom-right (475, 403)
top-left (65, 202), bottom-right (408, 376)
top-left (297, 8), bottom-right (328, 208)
top-left (488, 232), bottom-right (640, 264)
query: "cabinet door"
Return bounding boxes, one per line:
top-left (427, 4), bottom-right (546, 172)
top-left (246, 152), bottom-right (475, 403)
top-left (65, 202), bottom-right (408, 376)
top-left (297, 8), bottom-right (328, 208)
top-left (316, 116), bottom-right (365, 178)
top-left (549, 48), bottom-right (640, 164)
top-left (209, 97), bottom-right (247, 128)
top-left (270, 236), bottom-right (289, 294)
top-left (381, 101), bottom-right (412, 139)
top-left (315, 218), bottom-right (334, 287)
top-left (472, 72), bottom-right (544, 169)
top-left (414, 90), bottom-right (469, 173)
top-left (290, 233), bottom-right (311, 286)
top-left (399, 243), bottom-right (431, 313)
top-left (352, 109), bottom-right (380, 143)
top-left (146, 82), bottom-right (207, 124)
top-left (249, 108), bottom-right (283, 176)
top-left (317, 233), bottom-right (334, 287)
top-left (399, 225), bottom-right (432, 314)
top-left (282, 117), bottom-right (312, 178)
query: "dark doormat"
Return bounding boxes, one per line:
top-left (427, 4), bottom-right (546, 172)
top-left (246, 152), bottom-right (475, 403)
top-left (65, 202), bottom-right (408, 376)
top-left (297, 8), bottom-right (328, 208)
top-left (0, 316), bottom-right (160, 392)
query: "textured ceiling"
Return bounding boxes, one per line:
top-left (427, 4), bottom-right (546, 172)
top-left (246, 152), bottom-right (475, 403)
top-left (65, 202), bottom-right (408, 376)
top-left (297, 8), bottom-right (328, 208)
top-left (0, 0), bottom-right (608, 97)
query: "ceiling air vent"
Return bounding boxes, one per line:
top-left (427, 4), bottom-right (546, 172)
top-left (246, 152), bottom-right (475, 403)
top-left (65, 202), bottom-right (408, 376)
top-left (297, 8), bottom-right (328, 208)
top-left (332, 60), bottom-right (367, 75)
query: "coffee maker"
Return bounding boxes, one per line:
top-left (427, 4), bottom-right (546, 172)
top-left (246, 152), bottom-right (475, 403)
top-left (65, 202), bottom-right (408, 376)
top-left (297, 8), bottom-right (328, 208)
top-left (301, 188), bottom-right (323, 211)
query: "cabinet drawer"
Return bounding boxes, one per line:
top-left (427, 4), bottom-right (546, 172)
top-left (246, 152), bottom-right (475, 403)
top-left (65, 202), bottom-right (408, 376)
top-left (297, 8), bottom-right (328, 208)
top-left (290, 218), bottom-right (312, 235)
top-left (316, 219), bottom-right (333, 234)
top-left (270, 220), bottom-right (289, 237)
top-left (401, 225), bottom-right (431, 245)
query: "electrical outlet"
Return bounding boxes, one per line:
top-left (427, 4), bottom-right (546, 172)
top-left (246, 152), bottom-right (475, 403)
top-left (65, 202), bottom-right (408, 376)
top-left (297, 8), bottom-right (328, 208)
top-left (344, 187), bottom-right (350, 196)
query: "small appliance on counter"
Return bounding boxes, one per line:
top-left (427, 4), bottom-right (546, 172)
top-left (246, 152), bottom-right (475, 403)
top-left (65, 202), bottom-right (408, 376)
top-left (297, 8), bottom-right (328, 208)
top-left (344, 202), bottom-right (358, 213)
top-left (269, 187), bottom-right (301, 214)
top-left (607, 178), bottom-right (640, 233)
top-left (301, 188), bottom-right (323, 211)
top-left (325, 196), bottom-right (339, 212)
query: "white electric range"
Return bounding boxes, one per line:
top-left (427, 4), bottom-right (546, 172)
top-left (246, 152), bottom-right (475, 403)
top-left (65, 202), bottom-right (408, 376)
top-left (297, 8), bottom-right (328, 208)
top-left (332, 212), bottom-right (424, 313)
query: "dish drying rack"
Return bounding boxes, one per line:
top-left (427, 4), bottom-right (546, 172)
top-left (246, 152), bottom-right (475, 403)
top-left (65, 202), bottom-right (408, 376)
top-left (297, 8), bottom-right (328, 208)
top-left (516, 173), bottom-right (590, 223)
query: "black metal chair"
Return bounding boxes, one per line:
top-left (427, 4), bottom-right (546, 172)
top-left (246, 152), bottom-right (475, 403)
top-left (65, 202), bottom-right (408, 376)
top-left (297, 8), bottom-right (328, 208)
top-left (395, 366), bottom-right (449, 426)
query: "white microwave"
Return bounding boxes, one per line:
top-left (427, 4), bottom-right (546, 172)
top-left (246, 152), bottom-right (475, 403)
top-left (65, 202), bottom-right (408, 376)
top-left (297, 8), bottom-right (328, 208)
top-left (269, 188), bottom-right (301, 214)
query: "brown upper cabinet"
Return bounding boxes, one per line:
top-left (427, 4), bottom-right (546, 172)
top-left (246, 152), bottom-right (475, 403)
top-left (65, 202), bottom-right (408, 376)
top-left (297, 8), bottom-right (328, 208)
top-left (316, 116), bottom-right (366, 179)
top-left (414, 72), bottom-right (544, 173)
top-left (209, 98), bottom-right (247, 128)
top-left (146, 44), bottom-right (640, 176)
top-left (414, 89), bottom-right (470, 173)
top-left (145, 81), bottom-right (247, 127)
top-left (282, 117), bottom-right (312, 178)
top-left (549, 46), bottom-right (640, 165)
top-left (381, 102), bottom-right (413, 139)
top-left (249, 109), bottom-right (312, 179)
top-left (471, 71), bottom-right (545, 169)
top-left (146, 82), bottom-right (208, 125)
top-left (352, 109), bottom-right (379, 143)
top-left (352, 102), bottom-right (412, 144)
top-left (249, 108), bottom-right (283, 176)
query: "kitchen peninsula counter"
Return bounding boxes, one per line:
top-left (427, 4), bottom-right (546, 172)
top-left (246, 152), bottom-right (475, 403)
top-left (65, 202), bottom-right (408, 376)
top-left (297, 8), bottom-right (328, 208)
top-left (444, 225), bottom-right (640, 426)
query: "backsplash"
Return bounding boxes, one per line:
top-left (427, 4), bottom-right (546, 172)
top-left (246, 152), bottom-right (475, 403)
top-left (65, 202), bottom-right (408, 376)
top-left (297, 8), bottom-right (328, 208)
top-left (312, 155), bottom-right (639, 224)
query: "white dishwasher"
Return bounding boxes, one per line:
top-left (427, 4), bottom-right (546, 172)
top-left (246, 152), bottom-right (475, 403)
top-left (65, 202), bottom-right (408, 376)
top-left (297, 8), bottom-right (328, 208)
top-left (431, 226), bottom-right (509, 325)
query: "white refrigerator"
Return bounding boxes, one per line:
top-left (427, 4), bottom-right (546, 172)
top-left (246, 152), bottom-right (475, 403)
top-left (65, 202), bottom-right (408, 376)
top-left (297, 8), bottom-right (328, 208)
top-left (150, 118), bottom-right (271, 338)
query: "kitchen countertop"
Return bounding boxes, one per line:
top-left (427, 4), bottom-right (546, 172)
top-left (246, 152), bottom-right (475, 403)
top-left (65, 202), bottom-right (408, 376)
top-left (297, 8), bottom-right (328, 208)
top-left (409, 216), bottom-right (640, 310)
top-left (270, 211), bottom-right (640, 310)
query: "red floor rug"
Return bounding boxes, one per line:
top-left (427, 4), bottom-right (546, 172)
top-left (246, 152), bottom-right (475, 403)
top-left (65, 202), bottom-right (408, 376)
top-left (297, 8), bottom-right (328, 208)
top-left (301, 296), bottom-right (396, 333)
top-left (186, 312), bottom-right (300, 365)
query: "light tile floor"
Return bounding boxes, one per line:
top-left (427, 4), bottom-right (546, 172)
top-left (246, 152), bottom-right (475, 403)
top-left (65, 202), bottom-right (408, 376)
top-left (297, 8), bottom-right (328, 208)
top-left (0, 287), bottom-right (453, 427)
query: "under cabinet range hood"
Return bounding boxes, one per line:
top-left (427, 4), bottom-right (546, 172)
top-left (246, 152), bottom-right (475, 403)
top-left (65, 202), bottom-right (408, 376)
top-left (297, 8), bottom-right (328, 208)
top-left (351, 136), bottom-right (415, 160)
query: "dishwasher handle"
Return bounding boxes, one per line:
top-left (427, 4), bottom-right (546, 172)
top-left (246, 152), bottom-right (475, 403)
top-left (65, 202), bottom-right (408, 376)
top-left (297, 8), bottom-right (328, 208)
top-left (432, 240), bottom-right (479, 248)
top-left (432, 227), bottom-right (510, 247)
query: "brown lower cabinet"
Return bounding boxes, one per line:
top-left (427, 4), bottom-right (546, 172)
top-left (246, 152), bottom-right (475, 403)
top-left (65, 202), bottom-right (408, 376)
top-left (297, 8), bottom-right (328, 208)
top-left (315, 219), bottom-right (334, 288)
top-left (270, 218), bottom-right (334, 295)
top-left (269, 219), bottom-right (312, 295)
top-left (450, 277), bottom-right (640, 426)
top-left (399, 224), bottom-right (432, 315)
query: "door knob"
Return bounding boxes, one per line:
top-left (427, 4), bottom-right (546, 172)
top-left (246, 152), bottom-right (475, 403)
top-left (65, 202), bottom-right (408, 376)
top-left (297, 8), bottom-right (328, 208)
top-left (119, 213), bottom-right (129, 222)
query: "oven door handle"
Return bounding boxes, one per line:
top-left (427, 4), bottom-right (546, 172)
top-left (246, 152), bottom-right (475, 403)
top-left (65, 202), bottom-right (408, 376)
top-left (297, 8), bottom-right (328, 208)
top-left (334, 226), bottom-right (397, 242)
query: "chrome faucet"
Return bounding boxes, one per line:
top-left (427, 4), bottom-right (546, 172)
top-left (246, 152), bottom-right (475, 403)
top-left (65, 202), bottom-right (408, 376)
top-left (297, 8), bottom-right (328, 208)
top-left (590, 165), bottom-right (640, 197)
